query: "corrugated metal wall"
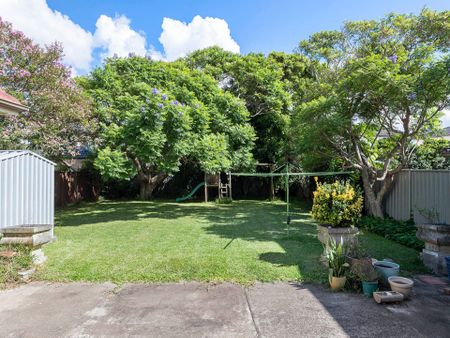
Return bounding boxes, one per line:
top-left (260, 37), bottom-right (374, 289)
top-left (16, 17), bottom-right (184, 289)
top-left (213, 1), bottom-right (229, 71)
top-left (0, 151), bottom-right (55, 228)
top-left (385, 170), bottom-right (450, 225)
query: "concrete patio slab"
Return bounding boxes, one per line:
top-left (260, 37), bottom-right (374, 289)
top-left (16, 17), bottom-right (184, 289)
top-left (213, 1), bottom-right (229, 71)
top-left (0, 278), bottom-right (449, 338)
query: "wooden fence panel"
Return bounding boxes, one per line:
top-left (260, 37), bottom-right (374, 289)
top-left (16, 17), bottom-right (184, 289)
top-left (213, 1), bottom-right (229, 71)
top-left (55, 172), bottom-right (99, 208)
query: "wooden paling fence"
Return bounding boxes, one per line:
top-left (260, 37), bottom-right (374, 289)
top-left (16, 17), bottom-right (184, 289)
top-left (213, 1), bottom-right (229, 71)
top-left (55, 171), bottom-right (99, 208)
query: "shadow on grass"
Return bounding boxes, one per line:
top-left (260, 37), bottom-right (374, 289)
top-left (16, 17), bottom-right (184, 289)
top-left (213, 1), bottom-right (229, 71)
top-left (56, 199), bottom-right (326, 282)
top-left (55, 198), bottom-right (425, 281)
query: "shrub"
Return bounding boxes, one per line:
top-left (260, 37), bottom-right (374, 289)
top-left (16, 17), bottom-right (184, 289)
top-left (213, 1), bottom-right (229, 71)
top-left (359, 216), bottom-right (424, 251)
top-left (312, 179), bottom-right (363, 227)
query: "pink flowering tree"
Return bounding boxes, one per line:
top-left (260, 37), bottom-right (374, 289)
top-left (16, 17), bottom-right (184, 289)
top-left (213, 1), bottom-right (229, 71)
top-left (0, 17), bottom-right (93, 162)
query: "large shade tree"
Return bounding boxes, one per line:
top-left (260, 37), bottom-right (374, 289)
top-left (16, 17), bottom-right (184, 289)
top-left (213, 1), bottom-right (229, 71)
top-left (294, 9), bottom-right (450, 217)
top-left (81, 57), bottom-right (255, 199)
top-left (0, 18), bottom-right (92, 161)
top-left (185, 47), bottom-right (312, 164)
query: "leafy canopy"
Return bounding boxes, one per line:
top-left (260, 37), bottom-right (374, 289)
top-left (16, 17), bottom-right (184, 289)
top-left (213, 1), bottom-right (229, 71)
top-left (82, 56), bottom-right (255, 182)
top-left (185, 47), bottom-right (312, 164)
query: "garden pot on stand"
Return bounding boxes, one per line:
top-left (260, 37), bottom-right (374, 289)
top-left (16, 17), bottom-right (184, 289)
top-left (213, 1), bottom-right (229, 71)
top-left (318, 225), bottom-right (359, 261)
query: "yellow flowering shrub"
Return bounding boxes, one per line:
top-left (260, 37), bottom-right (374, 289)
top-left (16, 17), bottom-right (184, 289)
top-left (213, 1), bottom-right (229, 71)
top-left (312, 179), bottom-right (363, 227)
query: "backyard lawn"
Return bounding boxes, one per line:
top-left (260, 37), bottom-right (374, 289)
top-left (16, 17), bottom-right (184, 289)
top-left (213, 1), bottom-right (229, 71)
top-left (38, 200), bottom-right (427, 284)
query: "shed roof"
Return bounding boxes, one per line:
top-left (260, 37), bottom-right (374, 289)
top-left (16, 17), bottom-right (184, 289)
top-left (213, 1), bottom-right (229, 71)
top-left (0, 150), bottom-right (55, 166)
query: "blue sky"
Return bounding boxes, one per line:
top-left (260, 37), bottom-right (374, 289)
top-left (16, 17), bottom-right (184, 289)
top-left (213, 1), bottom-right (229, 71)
top-left (46, 0), bottom-right (448, 56)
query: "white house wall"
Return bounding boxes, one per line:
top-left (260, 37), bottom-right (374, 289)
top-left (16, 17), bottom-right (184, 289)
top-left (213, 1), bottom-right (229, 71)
top-left (0, 152), bottom-right (54, 228)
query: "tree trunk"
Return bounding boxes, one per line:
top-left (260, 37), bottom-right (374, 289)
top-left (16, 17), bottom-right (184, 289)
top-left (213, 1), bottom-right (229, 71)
top-left (138, 173), bottom-right (165, 200)
top-left (139, 179), bottom-right (155, 200)
top-left (360, 167), bottom-right (384, 218)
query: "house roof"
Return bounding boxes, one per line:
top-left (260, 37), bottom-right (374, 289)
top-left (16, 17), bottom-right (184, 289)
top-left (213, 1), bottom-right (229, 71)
top-left (0, 88), bottom-right (28, 114)
top-left (0, 150), bottom-right (55, 166)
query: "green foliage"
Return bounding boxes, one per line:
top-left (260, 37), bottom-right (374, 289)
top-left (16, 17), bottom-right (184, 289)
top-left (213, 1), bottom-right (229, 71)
top-left (409, 139), bottom-right (450, 170)
top-left (293, 9), bottom-right (450, 216)
top-left (325, 238), bottom-right (349, 277)
top-left (185, 47), bottom-right (312, 164)
top-left (359, 216), bottom-right (424, 251)
top-left (82, 56), bottom-right (255, 197)
top-left (0, 245), bottom-right (32, 288)
top-left (312, 180), bottom-right (363, 227)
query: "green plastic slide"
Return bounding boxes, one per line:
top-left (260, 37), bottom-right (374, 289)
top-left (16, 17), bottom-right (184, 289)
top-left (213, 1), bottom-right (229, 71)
top-left (175, 182), bottom-right (205, 202)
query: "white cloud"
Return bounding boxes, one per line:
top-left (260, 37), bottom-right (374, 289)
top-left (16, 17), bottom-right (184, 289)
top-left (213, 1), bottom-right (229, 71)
top-left (159, 15), bottom-right (240, 61)
top-left (94, 15), bottom-right (147, 58)
top-left (0, 0), bottom-right (94, 72)
top-left (0, 2), bottom-right (240, 70)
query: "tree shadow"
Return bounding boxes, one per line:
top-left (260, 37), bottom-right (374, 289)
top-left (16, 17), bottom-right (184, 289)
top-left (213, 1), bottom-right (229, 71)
top-left (56, 199), bottom-right (327, 282)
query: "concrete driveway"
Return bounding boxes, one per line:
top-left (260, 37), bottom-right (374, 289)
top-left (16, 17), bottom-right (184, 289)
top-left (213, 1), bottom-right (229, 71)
top-left (1, 277), bottom-right (449, 338)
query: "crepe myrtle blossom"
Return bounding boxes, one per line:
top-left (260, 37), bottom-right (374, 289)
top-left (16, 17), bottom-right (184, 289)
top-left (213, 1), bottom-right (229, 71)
top-left (0, 17), bottom-right (92, 161)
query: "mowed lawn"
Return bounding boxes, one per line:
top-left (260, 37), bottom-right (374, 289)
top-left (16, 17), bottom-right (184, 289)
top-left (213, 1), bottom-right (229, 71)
top-left (38, 200), bottom-right (427, 284)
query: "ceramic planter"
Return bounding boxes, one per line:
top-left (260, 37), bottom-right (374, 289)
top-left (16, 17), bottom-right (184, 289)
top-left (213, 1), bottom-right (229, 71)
top-left (329, 276), bottom-right (346, 291)
top-left (362, 281), bottom-right (378, 297)
top-left (388, 276), bottom-right (414, 298)
top-left (373, 260), bottom-right (399, 286)
top-left (416, 223), bottom-right (450, 275)
top-left (328, 268), bottom-right (346, 291)
top-left (317, 225), bottom-right (359, 258)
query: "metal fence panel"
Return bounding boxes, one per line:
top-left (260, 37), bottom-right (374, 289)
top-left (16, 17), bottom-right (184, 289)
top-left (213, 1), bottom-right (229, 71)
top-left (385, 170), bottom-right (450, 225)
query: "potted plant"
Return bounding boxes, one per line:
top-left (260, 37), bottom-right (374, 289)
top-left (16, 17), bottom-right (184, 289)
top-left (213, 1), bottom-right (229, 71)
top-left (351, 263), bottom-right (379, 297)
top-left (312, 179), bottom-right (363, 257)
top-left (326, 238), bottom-right (350, 291)
top-left (347, 243), bottom-right (373, 272)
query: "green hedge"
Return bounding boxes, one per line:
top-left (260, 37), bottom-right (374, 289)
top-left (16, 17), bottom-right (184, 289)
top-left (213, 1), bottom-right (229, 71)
top-left (359, 217), bottom-right (424, 251)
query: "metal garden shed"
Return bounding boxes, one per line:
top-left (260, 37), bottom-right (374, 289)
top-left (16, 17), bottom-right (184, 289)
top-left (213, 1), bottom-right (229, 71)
top-left (0, 150), bottom-right (55, 246)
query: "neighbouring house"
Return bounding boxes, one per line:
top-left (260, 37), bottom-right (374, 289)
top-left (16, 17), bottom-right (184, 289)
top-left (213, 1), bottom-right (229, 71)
top-left (0, 88), bottom-right (55, 247)
top-left (0, 88), bottom-right (28, 116)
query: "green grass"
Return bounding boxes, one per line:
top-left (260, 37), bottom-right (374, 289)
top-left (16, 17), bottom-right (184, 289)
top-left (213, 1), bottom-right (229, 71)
top-left (37, 200), bottom-right (427, 284)
top-left (0, 245), bottom-right (33, 289)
